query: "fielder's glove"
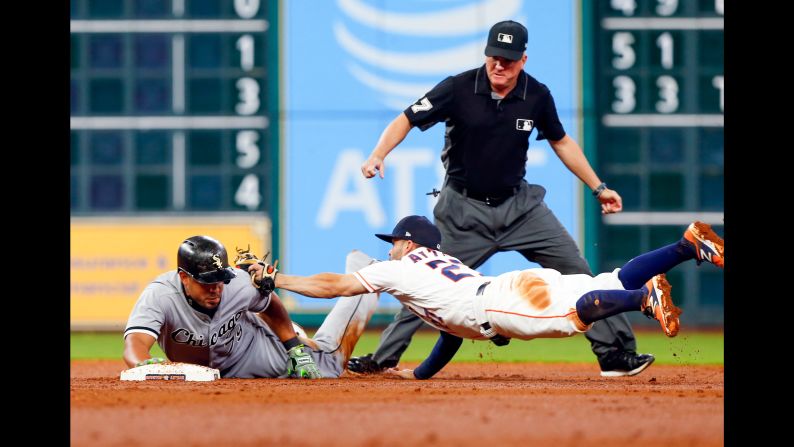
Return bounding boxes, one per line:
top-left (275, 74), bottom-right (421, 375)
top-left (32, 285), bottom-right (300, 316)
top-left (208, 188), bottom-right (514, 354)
top-left (234, 245), bottom-right (264, 270)
top-left (136, 357), bottom-right (166, 367)
top-left (286, 344), bottom-right (322, 379)
top-left (257, 261), bottom-right (278, 292)
top-left (234, 246), bottom-right (278, 293)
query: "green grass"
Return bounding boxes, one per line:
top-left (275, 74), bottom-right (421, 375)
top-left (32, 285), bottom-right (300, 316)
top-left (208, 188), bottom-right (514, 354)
top-left (72, 332), bottom-right (166, 360)
top-left (72, 330), bottom-right (722, 365)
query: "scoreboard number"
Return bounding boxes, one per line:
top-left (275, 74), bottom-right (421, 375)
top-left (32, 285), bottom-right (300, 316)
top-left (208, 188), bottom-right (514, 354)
top-left (235, 174), bottom-right (262, 210)
top-left (236, 130), bottom-right (261, 169)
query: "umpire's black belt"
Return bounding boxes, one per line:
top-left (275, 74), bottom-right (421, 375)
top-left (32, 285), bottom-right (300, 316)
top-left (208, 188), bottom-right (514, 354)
top-left (475, 282), bottom-right (510, 346)
top-left (447, 179), bottom-right (519, 207)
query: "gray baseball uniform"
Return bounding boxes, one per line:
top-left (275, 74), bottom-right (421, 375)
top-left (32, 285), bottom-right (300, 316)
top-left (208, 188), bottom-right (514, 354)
top-left (124, 251), bottom-right (378, 378)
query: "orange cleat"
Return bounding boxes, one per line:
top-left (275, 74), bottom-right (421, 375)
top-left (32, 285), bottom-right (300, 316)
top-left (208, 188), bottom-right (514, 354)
top-left (641, 274), bottom-right (682, 337)
top-left (684, 221), bottom-right (724, 268)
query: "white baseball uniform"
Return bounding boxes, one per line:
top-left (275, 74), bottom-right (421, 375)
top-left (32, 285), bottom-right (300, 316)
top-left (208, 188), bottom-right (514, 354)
top-left (353, 247), bottom-right (624, 341)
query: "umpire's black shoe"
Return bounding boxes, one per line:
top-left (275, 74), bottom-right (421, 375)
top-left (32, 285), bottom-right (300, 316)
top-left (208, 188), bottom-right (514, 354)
top-left (598, 350), bottom-right (655, 377)
top-left (347, 354), bottom-right (385, 374)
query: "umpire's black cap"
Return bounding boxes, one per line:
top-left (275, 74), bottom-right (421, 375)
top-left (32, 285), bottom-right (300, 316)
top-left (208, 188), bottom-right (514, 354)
top-left (177, 235), bottom-right (237, 284)
top-left (484, 20), bottom-right (528, 61)
top-left (375, 215), bottom-right (442, 250)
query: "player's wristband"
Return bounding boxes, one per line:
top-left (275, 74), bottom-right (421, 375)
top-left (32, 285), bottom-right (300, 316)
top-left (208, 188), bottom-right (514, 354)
top-left (282, 336), bottom-right (301, 351)
top-left (136, 357), bottom-right (165, 367)
top-left (592, 182), bottom-right (607, 197)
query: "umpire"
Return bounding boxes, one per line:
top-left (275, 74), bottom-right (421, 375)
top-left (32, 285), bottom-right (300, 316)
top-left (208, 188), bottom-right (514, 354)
top-left (354, 20), bottom-right (653, 377)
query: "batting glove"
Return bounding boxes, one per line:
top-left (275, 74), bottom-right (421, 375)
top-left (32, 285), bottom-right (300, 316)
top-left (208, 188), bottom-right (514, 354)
top-left (286, 345), bottom-right (322, 379)
top-left (136, 357), bottom-right (166, 367)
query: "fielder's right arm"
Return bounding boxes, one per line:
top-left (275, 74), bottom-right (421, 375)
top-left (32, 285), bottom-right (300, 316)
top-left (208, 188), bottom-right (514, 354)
top-left (386, 331), bottom-right (463, 380)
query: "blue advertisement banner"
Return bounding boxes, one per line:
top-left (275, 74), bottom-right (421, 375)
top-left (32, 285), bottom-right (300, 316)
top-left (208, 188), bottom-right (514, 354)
top-left (285, 0), bottom-right (578, 309)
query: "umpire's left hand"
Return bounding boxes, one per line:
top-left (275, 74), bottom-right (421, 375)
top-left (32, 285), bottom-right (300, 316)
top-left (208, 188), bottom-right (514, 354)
top-left (599, 188), bottom-right (623, 214)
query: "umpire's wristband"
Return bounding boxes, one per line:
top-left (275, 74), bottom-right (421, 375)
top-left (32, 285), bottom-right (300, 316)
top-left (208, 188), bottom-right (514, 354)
top-left (592, 182), bottom-right (607, 198)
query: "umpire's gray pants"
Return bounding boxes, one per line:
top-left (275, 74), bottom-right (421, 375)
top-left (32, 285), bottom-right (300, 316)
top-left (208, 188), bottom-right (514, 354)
top-left (369, 180), bottom-right (637, 366)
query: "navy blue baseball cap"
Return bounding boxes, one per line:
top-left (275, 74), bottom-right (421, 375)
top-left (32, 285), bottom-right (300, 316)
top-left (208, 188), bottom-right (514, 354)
top-left (375, 215), bottom-right (442, 250)
top-left (484, 20), bottom-right (528, 61)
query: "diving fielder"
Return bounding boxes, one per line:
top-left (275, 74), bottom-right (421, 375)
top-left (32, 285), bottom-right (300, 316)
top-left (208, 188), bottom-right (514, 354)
top-left (254, 215), bottom-right (724, 379)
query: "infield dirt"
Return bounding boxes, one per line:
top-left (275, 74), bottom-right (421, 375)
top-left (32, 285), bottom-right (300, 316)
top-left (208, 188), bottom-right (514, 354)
top-left (71, 360), bottom-right (723, 447)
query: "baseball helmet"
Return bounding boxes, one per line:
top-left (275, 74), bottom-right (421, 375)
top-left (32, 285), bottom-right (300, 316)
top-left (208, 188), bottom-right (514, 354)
top-left (177, 235), bottom-right (237, 284)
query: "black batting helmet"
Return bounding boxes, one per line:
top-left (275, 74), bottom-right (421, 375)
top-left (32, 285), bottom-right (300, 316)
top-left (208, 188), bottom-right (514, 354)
top-left (177, 235), bottom-right (237, 284)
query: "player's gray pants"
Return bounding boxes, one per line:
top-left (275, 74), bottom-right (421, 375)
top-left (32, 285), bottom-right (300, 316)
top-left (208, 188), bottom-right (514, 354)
top-left (308, 250), bottom-right (380, 377)
top-left (369, 180), bottom-right (637, 366)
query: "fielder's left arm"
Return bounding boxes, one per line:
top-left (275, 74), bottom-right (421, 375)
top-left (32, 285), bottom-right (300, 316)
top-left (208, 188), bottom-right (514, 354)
top-left (276, 272), bottom-right (369, 298)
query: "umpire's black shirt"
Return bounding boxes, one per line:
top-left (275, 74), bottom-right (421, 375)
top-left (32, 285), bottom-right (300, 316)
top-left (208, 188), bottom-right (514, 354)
top-left (404, 65), bottom-right (566, 197)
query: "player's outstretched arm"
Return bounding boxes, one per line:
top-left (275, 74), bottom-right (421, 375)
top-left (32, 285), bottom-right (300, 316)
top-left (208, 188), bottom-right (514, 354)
top-left (249, 261), bottom-right (368, 298)
top-left (276, 272), bottom-right (368, 298)
top-left (123, 332), bottom-right (160, 368)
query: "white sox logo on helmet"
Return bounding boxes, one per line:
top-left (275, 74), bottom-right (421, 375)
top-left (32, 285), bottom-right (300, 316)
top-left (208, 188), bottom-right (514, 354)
top-left (212, 255), bottom-right (223, 269)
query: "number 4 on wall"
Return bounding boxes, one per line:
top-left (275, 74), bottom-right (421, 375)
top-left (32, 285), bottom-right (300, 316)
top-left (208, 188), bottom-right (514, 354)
top-left (235, 174), bottom-right (261, 210)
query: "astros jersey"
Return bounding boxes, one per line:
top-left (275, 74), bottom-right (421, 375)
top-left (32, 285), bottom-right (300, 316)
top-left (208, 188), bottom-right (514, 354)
top-left (353, 247), bottom-right (490, 339)
top-left (475, 268), bottom-right (625, 340)
top-left (124, 269), bottom-right (289, 378)
top-left (353, 247), bottom-right (627, 341)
